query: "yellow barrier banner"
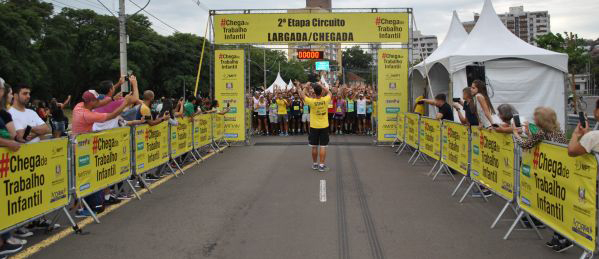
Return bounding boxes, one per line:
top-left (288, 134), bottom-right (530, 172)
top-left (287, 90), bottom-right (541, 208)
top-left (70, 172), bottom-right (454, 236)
top-left (419, 118), bottom-right (441, 160)
top-left (75, 127), bottom-right (131, 198)
top-left (193, 114), bottom-right (211, 148)
top-left (405, 113), bottom-right (419, 148)
top-left (214, 114), bottom-right (225, 140)
top-left (134, 122), bottom-right (169, 175)
top-left (213, 13), bottom-right (409, 44)
top-left (171, 118), bottom-right (193, 158)
top-left (0, 138), bottom-right (69, 232)
top-left (471, 128), bottom-right (515, 200)
top-left (519, 143), bottom-right (597, 251)
top-left (396, 112), bottom-right (405, 142)
top-left (376, 49), bottom-right (408, 143)
top-left (215, 49), bottom-right (246, 142)
top-left (441, 121), bottom-right (469, 175)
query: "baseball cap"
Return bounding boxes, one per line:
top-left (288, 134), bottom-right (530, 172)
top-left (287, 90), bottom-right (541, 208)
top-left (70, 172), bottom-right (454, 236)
top-left (82, 90), bottom-right (100, 103)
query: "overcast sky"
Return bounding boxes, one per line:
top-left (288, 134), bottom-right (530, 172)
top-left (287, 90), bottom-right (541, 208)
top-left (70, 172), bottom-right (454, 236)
top-left (50, 0), bottom-right (597, 43)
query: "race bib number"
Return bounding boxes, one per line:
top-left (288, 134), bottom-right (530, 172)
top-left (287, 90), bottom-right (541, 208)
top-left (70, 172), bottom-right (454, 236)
top-left (336, 107), bottom-right (342, 113)
top-left (358, 106), bottom-right (366, 114)
top-left (293, 106), bottom-right (300, 111)
top-left (258, 107), bottom-right (266, 115)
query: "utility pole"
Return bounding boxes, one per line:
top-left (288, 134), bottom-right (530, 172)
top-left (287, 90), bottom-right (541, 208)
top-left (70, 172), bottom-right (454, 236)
top-left (263, 48), bottom-right (266, 88)
top-left (119, 0), bottom-right (128, 92)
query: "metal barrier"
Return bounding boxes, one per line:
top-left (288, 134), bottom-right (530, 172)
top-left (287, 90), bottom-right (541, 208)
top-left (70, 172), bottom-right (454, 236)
top-left (0, 113), bottom-right (226, 236)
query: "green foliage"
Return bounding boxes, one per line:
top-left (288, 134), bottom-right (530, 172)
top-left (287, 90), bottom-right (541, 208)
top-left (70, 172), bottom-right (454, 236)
top-left (0, 0), bottom-right (209, 101)
top-left (342, 46), bottom-right (374, 84)
top-left (535, 32), bottom-right (591, 74)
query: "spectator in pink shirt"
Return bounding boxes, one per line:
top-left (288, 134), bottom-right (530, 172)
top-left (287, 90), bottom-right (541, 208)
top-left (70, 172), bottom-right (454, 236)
top-left (71, 90), bottom-right (136, 134)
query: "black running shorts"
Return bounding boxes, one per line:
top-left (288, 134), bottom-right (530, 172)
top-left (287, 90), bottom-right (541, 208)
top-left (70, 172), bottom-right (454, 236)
top-left (309, 127), bottom-right (330, 147)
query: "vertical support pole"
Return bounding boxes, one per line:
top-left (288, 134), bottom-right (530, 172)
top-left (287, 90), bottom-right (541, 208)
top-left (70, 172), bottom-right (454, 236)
top-left (81, 198), bottom-right (100, 224)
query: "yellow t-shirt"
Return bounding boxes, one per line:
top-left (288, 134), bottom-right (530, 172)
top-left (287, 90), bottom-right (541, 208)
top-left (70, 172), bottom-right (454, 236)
top-left (276, 99), bottom-right (288, 115)
top-left (304, 95), bottom-right (331, 129)
top-left (140, 103), bottom-right (152, 119)
top-left (414, 96), bottom-right (425, 115)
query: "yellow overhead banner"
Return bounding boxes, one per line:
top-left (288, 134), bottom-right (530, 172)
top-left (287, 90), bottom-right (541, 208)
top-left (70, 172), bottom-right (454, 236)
top-left (396, 112), bottom-right (405, 142)
top-left (75, 127), bottom-right (131, 198)
top-left (0, 139), bottom-right (69, 232)
top-left (213, 13), bottom-right (409, 44)
top-left (519, 143), bottom-right (597, 251)
top-left (441, 121), bottom-right (469, 175)
top-left (471, 128), bottom-right (515, 200)
top-left (215, 49), bottom-right (246, 142)
top-left (419, 118), bottom-right (441, 160)
top-left (377, 49), bottom-right (408, 142)
top-left (134, 122), bottom-right (170, 175)
top-left (405, 113), bottom-right (419, 148)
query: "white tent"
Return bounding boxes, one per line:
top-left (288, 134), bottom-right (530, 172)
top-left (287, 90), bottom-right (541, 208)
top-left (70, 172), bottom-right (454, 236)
top-left (287, 80), bottom-right (295, 90)
top-left (439, 0), bottom-right (568, 127)
top-left (412, 11), bottom-right (468, 117)
top-left (264, 72), bottom-right (287, 93)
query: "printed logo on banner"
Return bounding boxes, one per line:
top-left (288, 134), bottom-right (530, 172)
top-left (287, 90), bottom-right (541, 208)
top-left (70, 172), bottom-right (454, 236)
top-left (0, 153), bottom-right (9, 178)
top-left (137, 142), bottom-right (144, 151)
top-left (78, 155), bottom-right (90, 167)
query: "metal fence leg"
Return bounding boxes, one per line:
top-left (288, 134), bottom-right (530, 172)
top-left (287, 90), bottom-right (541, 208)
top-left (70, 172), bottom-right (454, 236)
top-left (443, 166), bottom-right (456, 181)
top-left (504, 211), bottom-right (525, 240)
top-left (432, 164), bottom-right (445, 181)
top-left (172, 159), bottom-right (184, 175)
top-left (167, 162), bottom-right (180, 178)
top-left (138, 175), bottom-right (153, 194)
top-left (189, 150), bottom-right (202, 165)
top-left (194, 149), bottom-right (204, 162)
top-left (62, 207), bottom-right (82, 234)
top-left (126, 180), bottom-right (142, 200)
top-left (408, 150), bottom-right (418, 163)
top-left (491, 201), bottom-right (511, 229)
top-left (451, 175), bottom-right (467, 196)
top-left (459, 181), bottom-right (476, 203)
top-left (428, 160), bottom-right (439, 176)
top-left (523, 213), bottom-right (543, 239)
top-left (81, 198), bottom-right (100, 224)
top-left (474, 183), bottom-right (489, 202)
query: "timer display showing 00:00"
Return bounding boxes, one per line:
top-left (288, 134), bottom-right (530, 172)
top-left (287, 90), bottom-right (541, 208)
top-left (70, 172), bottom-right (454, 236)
top-left (297, 50), bottom-right (323, 59)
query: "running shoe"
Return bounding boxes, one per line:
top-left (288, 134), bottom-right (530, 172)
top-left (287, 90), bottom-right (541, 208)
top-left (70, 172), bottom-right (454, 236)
top-left (312, 164), bottom-right (319, 170)
top-left (7, 237), bottom-right (27, 246)
top-left (29, 219), bottom-right (60, 230)
top-left (553, 239), bottom-right (574, 253)
top-left (13, 227), bottom-right (33, 238)
top-left (318, 165), bottom-right (329, 172)
top-left (75, 209), bottom-right (92, 218)
top-left (471, 189), bottom-right (493, 198)
top-left (0, 242), bottom-right (23, 256)
top-left (546, 236), bottom-right (559, 248)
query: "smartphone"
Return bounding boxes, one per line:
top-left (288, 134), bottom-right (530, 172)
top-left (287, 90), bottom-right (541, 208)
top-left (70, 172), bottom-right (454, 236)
top-left (579, 112), bottom-right (586, 128)
top-left (513, 114), bottom-right (521, 128)
top-left (452, 98), bottom-right (461, 102)
top-left (227, 102), bottom-right (230, 108)
top-left (23, 125), bottom-right (32, 140)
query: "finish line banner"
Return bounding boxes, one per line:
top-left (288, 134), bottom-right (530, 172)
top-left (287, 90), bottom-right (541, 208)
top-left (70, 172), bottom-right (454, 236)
top-left (377, 49), bottom-right (408, 143)
top-left (215, 49), bottom-right (246, 142)
top-left (75, 127), bottom-right (131, 198)
top-left (519, 142), bottom-right (598, 251)
top-left (213, 13), bottom-right (409, 44)
top-left (0, 139), bottom-right (69, 233)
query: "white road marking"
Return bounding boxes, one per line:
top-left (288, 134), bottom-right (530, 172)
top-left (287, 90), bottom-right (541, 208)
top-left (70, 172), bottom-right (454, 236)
top-left (320, 180), bottom-right (327, 202)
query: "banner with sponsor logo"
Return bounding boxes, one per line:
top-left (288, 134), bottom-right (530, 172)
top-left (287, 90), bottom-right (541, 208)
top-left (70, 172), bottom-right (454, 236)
top-left (441, 121), bottom-right (469, 175)
top-left (0, 138), bottom-right (69, 232)
top-left (471, 128), bottom-right (515, 200)
top-left (519, 143), bottom-right (597, 251)
top-left (396, 112), bottom-right (405, 142)
top-left (134, 122), bottom-right (169, 175)
top-left (377, 49), bottom-right (408, 142)
top-left (405, 113), bottom-right (419, 148)
top-left (75, 127), bottom-right (131, 198)
top-left (171, 118), bottom-right (193, 158)
top-left (419, 118), bottom-right (441, 160)
top-left (193, 114), bottom-right (211, 148)
top-left (215, 49), bottom-right (245, 142)
top-left (213, 12), bottom-right (409, 44)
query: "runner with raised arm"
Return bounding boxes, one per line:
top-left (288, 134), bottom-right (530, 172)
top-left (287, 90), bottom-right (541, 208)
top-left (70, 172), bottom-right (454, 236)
top-left (298, 83), bottom-right (331, 172)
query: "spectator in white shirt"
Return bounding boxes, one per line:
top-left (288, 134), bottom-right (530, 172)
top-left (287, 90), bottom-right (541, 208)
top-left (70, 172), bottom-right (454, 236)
top-left (9, 83), bottom-right (50, 143)
top-left (569, 99), bottom-right (599, 156)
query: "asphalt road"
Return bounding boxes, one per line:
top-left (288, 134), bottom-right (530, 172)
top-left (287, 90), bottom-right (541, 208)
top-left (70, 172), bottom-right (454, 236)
top-left (27, 135), bottom-right (581, 259)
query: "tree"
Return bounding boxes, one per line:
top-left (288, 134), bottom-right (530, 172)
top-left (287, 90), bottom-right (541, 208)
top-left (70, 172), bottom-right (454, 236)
top-left (342, 46), bottom-right (374, 84)
top-left (535, 32), bottom-right (590, 74)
